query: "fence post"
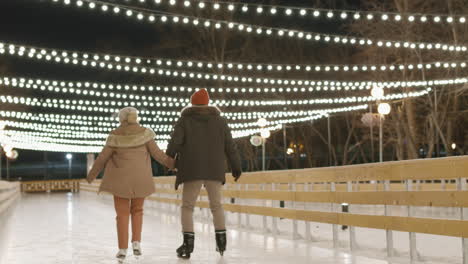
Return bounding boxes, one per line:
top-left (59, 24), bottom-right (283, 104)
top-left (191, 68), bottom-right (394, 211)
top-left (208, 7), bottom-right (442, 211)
top-left (458, 177), bottom-right (468, 264)
top-left (384, 179), bottom-right (394, 257)
top-left (406, 179), bottom-right (419, 261)
top-left (347, 181), bottom-right (357, 251)
top-left (272, 183), bottom-right (279, 235)
top-left (331, 182), bottom-right (338, 248)
top-left (441, 179), bottom-right (446, 190)
top-left (245, 184), bottom-right (250, 229)
top-left (304, 182), bottom-right (312, 241)
top-left (237, 183), bottom-right (242, 228)
top-left (262, 183), bottom-right (269, 233)
top-left (291, 182), bottom-right (301, 240)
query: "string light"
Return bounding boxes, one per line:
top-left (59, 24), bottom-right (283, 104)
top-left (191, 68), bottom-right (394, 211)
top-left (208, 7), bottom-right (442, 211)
top-left (3, 42), bottom-right (467, 75)
top-left (2, 119), bottom-right (174, 133)
top-left (2, 112), bottom-right (309, 131)
top-left (0, 88), bottom-right (432, 115)
top-left (2, 75), bottom-right (465, 98)
top-left (142, 0), bottom-right (468, 25)
top-left (0, 104), bottom-right (371, 125)
top-left (43, 0), bottom-right (468, 54)
top-left (0, 123), bottom-right (280, 152)
top-left (0, 103), bottom-right (371, 153)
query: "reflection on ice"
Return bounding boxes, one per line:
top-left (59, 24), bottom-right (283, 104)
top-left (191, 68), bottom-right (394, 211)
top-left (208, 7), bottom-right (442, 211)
top-left (0, 192), bottom-right (457, 264)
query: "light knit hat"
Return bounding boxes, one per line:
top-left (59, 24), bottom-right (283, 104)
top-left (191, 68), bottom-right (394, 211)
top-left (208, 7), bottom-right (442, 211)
top-left (118, 107), bottom-right (139, 124)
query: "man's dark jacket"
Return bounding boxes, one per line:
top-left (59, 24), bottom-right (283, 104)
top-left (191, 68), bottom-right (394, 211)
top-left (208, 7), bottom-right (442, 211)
top-left (166, 106), bottom-right (242, 190)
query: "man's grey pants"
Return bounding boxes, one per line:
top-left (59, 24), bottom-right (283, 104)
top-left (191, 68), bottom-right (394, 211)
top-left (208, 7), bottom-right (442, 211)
top-left (181, 180), bottom-right (226, 232)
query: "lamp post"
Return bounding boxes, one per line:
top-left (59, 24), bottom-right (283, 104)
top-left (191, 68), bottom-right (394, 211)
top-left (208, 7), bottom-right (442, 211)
top-left (66, 153), bottom-right (73, 179)
top-left (371, 86), bottom-right (388, 162)
top-left (377, 103), bottom-right (391, 162)
top-left (256, 118), bottom-right (269, 171)
top-left (260, 129), bottom-right (271, 171)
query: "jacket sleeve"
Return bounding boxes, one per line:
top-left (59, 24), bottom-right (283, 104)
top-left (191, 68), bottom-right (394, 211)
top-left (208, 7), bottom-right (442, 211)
top-left (166, 117), bottom-right (185, 158)
top-left (223, 119), bottom-right (242, 172)
top-left (87, 146), bottom-right (113, 182)
top-left (146, 140), bottom-right (173, 168)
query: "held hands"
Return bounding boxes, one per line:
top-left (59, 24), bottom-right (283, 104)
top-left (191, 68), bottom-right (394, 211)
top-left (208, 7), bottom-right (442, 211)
top-left (166, 157), bottom-right (177, 172)
top-left (86, 177), bottom-right (93, 184)
top-left (232, 169), bottom-right (242, 182)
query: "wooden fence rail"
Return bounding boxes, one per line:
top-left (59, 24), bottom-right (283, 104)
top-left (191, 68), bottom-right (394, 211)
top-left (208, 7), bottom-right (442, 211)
top-left (21, 179), bottom-right (80, 193)
top-left (81, 155), bottom-right (468, 263)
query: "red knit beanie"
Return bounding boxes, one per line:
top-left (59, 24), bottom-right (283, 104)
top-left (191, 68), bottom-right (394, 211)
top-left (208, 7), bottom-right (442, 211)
top-left (191, 88), bottom-right (210, 105)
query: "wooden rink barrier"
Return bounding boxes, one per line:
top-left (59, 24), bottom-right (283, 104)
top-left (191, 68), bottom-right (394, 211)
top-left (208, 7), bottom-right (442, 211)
top-left (21, 179), bottom-right (80, 193)
top-left (80, 155), bottom-right (468, 263)
top-left (0, 181), bottom-right (21, 215)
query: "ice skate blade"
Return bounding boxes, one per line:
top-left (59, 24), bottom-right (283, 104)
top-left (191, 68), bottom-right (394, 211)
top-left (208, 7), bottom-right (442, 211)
top-left (216, 247), bottom-right (225, 256)
top-left (177, 252), bottom-right (191, 259)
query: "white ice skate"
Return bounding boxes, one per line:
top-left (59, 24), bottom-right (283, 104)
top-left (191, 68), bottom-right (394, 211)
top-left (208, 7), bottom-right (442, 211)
top-left (116, 249), bottom-right (127, 261)
top-left (132, 241), bottom-right (142, 256)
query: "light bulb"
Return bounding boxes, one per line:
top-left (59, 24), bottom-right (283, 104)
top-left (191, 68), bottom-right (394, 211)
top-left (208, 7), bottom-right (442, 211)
top-left (260, 129), bottom-right (271, 138)
top-left (257, 118), bottom-right (267, 127)
top-left (378, 103), bottom-right (391, 115)
top-left (371, 86), bottom-right (384, 99)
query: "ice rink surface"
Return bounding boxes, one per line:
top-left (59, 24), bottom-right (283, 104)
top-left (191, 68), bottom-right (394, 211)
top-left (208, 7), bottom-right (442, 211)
top-left (0, 192), bottom-right (459, 264)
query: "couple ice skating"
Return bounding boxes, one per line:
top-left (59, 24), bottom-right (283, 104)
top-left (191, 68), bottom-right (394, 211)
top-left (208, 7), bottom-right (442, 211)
top-left (86, 88), bottom-right (242, 261)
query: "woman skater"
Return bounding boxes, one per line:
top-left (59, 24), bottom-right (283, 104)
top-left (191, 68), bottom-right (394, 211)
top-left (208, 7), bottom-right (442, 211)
top-left (87, 107), bottom-right (175, 261)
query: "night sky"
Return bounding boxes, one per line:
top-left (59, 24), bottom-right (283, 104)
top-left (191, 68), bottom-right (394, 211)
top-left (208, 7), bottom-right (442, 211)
top-left (0, 0), bottom-right (360, 179)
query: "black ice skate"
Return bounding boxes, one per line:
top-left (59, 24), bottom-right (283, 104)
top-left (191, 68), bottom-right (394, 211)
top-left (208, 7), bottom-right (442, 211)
top-left (215, 230), bottom-right (227, 256)
top-left (177, 232), bottom-right (195, 259)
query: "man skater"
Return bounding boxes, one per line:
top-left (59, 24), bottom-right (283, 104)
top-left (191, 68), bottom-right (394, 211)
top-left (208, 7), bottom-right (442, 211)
top-left (166, 88), bottom-right (242, 259)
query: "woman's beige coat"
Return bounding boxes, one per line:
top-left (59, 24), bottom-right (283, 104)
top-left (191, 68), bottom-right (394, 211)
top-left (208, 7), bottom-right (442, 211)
top-left (87, 124), bottom-right (171, 199)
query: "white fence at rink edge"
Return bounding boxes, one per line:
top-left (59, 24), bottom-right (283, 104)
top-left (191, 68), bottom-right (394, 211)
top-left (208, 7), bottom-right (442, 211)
top-left (0, 181), bottom-right (20, 215)
top-left (81, 156), bottom-right (468, 264)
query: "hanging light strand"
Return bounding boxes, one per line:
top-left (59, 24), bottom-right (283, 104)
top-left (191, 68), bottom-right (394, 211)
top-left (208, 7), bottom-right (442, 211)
top-left (2, 41), bottom-right (467, 74)
top-left (0, 88), bottom-right (431, 112)
top-left (45, 0), bottom-right (468, 53)
top-left (0, 105), bottom-right (371, 126)
top-left (125, 0), bottom-right (468, 25)
top-left (0, 44), bottom-right (318, 87)
top-left (3, 75), bottom-right (466, 98)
